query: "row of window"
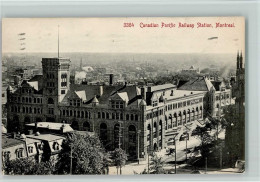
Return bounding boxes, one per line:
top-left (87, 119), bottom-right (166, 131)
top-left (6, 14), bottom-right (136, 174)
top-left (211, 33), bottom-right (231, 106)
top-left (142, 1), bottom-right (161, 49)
top-left (11, 96), bottom-right (43, 104)
top-left (46, 73), bottom-right (55, 79)
top-left (146, 109), bottom-right (164, 119)
top-left (216, 94), bottom-right (230, 101)
top-left (165, 98), bottom-right (203, 111)
top-left (60, 109), bottom-right (139, 121)
top-left (47, 82), bottom-right (55, 87)
top-left (11, 106), bottom-right (42, 114)
top-left (21, 88), bottom-right (32, 94)
top-left (70, 99), bottom-right (81, 106)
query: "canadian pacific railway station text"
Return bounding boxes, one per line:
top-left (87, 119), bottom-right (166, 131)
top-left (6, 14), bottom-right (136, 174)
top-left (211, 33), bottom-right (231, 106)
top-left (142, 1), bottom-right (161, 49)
top-left (123, 22), bottom-right (235, 28)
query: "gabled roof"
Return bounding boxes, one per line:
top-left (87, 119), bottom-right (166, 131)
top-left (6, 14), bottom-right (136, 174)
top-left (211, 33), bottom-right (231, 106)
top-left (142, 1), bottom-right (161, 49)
top-left (75, 90), bottom-right (86, 101)
top-left (28, 81), bottom-right (39, 90)
top-left (28, 75), bottom-right (43, 82)
top-left (111, 92), bottom-right (129, 102)
top-left (61, 84), bottom-right (140, 106)
top-left (177, 77), bottom-right (214, 91)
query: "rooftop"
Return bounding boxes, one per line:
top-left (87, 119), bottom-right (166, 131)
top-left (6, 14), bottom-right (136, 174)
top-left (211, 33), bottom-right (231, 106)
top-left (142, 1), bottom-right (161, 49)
top-left (2, 134), bottom-right (25, 149)
top-left (177, 77), bottom-right (214, 91)
top-left (26, 133), bottom-right (65, 142)
top-left (26, 122), bottom-right (73, 132)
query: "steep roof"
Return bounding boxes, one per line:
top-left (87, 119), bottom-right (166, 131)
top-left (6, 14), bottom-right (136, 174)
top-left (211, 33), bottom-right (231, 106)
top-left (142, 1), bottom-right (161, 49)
top-left (61, 84), bottom-right (140, 106)
top-left (150, 84), bottom-right (176, 92)
top-left (2, 134), bottom-right (25, 149)
top-left (28, 75), bottom-right (43, 82)
top-left (177, 77), bottom-right (214, 91)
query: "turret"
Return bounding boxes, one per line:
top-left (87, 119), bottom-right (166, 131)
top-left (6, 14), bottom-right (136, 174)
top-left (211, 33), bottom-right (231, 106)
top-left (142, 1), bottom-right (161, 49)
top-left (92, 95), bottom-right (99, 107)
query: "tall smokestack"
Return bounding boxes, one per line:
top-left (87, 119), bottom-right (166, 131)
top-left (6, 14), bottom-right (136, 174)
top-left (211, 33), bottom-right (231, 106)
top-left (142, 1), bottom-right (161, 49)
top-left (109, 74), bottom-right (114, 85)
top-left (141, 87), bottom-right (147, 101)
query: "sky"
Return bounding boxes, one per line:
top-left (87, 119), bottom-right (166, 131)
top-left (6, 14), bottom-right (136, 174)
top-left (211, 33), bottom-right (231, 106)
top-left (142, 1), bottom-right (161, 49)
top-left (2, 17), bottom-right (245, 54)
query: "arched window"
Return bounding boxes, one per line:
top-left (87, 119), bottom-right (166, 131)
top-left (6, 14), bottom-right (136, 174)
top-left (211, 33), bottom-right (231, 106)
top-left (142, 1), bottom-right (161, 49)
top-left (100, 123), bottom-right (108, 147)
top-left (102, 112), bottom-right (105, 119)
top-left (147, 123), bottom-right (151, 142)
top-left (83, 121), bottom-right (90, 131)
top-left (106, 112), bottom-right (109, 119)
top-left (114, 124), bottom-right (120, 148)
top-left (98, 112), bottom-right (101, 118)
top-left (71, 121), bottom-right (79, 130)
top-left (48, 98), bottom-right (54, 104)
top-left (128, 125), bottom-right (137, 158)
top-left (81, 111), bottom-right (84, 118)
top-left (112, 113), bottom-right (115, 119)
top-left (126, 114), bottom-right (129, 120)
top-left (131, 114), bottom-right (134, 121)
top-left (153, 122), bottom-right (157, 138)
top-left (135, 114), bottom-right (138, 121)
top-left (24, 117), bottom-right (30, 124)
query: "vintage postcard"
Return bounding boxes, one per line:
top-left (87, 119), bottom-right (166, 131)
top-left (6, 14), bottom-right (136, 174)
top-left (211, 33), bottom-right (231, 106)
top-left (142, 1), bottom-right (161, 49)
top-left (2, 17), bottom-right (245, 175)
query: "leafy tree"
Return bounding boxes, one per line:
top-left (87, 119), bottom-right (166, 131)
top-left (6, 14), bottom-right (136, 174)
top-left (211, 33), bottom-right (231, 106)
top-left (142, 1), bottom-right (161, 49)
top-left (149, 153), bottom-right (167, 174)
top-left (3, 157), bottom-right (55, 175)
top-left (192, 126), bottom-right (214, 159)
top-left (55, 132), bottom-right (108, 175)
top-left (111, 148), bottom-right (127, 175)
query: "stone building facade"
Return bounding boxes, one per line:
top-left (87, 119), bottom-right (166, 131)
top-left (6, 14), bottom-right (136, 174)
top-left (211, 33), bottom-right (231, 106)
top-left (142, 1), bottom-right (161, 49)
top-left (7, 57), bottom-right (211, 160)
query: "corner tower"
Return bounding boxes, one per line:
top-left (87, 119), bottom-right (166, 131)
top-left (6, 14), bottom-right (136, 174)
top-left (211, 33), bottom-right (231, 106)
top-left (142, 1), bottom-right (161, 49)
top-left (42, 58), bottom-right (70, 122)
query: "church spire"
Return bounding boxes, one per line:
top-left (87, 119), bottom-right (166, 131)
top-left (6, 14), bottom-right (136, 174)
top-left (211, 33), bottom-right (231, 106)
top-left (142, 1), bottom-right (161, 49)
top-left (240, 51), bottom-right (243, 69)
top-left (237, 50), bottom-right (240, 69)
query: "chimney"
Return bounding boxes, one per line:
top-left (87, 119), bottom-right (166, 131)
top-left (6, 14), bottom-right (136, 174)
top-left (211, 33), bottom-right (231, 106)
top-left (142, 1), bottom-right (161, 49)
top-left (141, 87), bottom-right (147, 101)
top-left (109, 74), bottom-right (114, 85)
top-left (12, 132), bottom-right (16, 139)
top-left (35, 121), bottom-right (38, 133)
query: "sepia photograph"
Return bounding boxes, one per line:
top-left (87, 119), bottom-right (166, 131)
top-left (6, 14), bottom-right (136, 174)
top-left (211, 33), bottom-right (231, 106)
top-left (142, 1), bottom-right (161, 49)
top-left (1, 17), bottom-right (245, 175)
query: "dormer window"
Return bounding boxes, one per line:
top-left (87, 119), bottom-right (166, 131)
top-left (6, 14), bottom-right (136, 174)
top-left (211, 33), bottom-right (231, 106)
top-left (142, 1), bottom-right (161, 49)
top-left (170, 90), bottom-right (174, 96)
top-left (76, 100), bottom-right (80, 106)
top-left (16, 148), bottom-right (24, 159)
top-left (38, 142), bottom-right (44, 151)
top-left (152, 100), bottom-right (158, 107)
top-left (28, 146), bottom-right (33, 154)
top-left (3, 151), bottom-right (11, 160)
top-left (53, 142), bottom-right (60, 150)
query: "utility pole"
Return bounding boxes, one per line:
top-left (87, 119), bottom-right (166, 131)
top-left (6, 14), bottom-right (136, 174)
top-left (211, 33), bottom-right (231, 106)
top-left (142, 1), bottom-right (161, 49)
top-left (175, 136), bottom-right (177, 174)
top-left (147, 149), bottom-right (150, 174)
top-left (137, 130), bottom-right (141, 164)
top-left (186, 134), bottom-right (188, 163)
top-left (70, 145), bottom-right (72, 175)
top-left (205, 157), bottom-right (207, 174)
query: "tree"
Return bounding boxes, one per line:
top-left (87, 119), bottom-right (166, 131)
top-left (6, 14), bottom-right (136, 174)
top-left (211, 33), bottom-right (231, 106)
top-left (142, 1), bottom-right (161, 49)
top-left (193, 126), bottom-right (215, 159)
top-left (55, 132), bottom-right (108, 175)
top-left (3, 157), bottom-right (55, 175)
top-left (149, 153), bottom-right (167, 174)
top-left (111, 148), bottom-right (127, 175)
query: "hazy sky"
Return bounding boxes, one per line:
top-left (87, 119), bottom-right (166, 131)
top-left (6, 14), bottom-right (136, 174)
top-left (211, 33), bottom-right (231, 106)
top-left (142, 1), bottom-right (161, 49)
top-left (2, 17), bottom-right (245, 54)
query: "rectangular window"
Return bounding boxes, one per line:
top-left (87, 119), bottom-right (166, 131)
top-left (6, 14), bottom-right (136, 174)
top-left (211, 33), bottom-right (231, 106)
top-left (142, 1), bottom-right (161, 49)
top-left (61, 90), bottom-right (65, 94)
